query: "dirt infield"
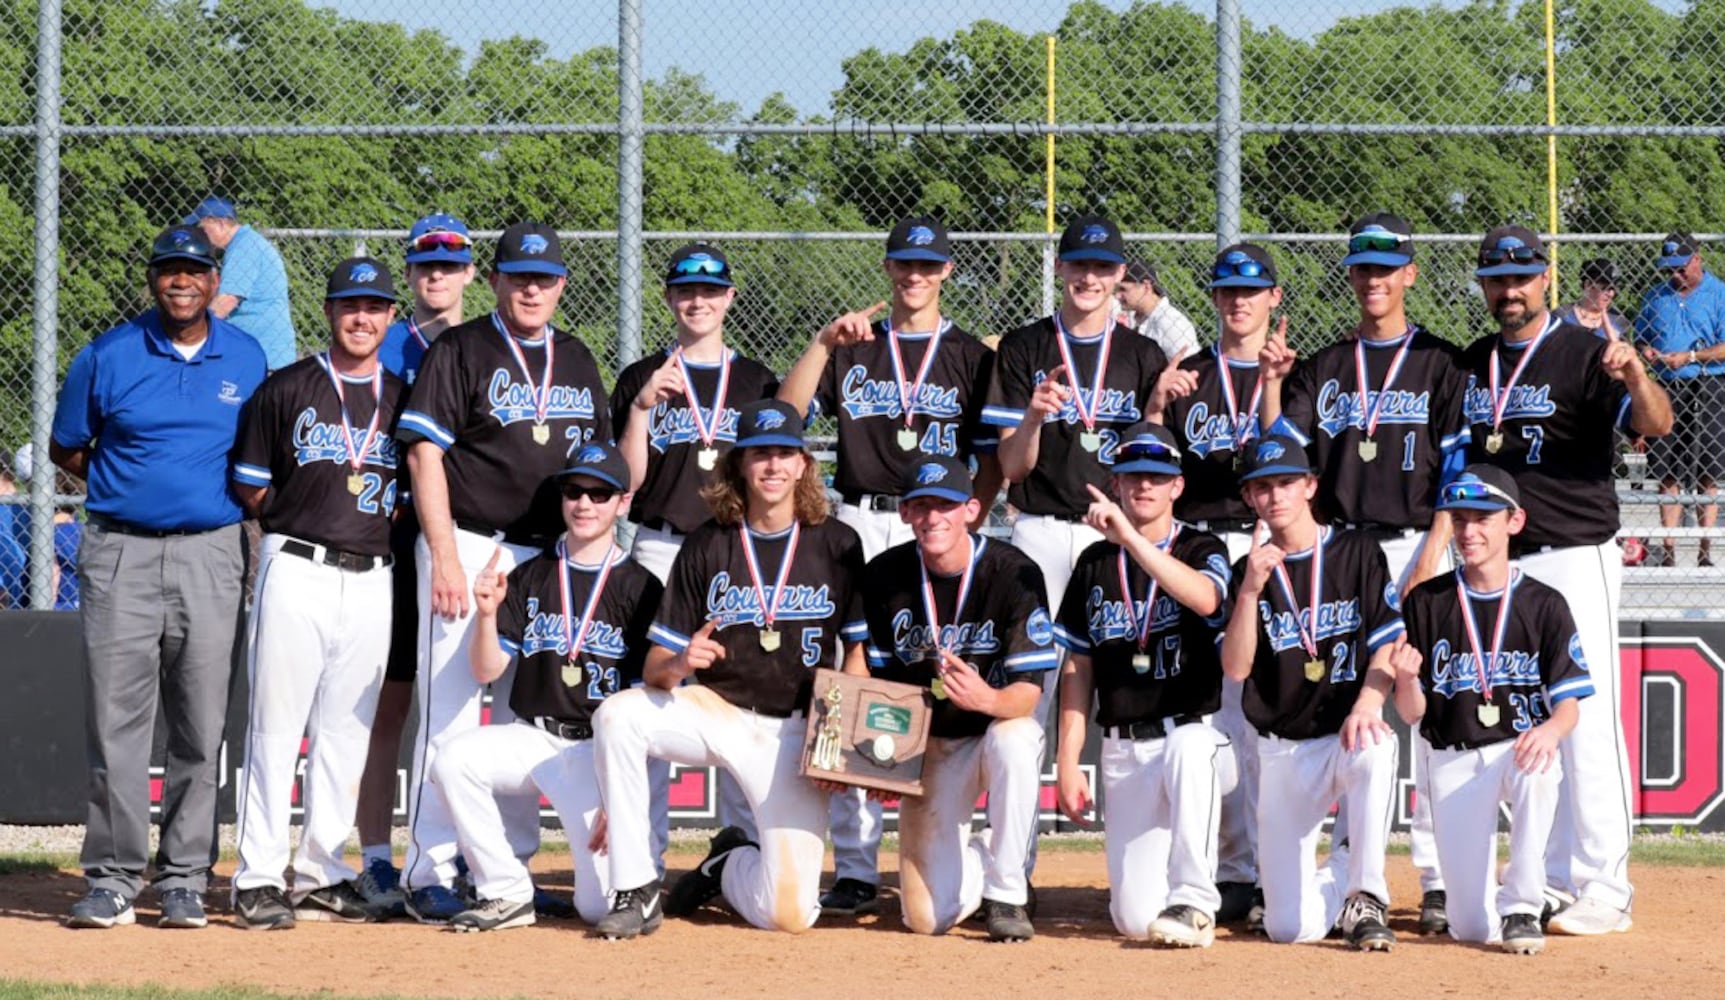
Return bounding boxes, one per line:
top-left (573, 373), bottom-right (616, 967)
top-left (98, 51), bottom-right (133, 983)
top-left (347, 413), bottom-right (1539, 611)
top-left (0, 852), bottom-right (1718, 1000)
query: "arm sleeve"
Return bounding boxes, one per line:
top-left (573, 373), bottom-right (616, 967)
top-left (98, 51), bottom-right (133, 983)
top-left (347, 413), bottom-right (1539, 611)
top-left (808, 351), bottom-right (839, 419)
top-left (966, 347), bottom-right (999, 452)
top-left (395, 334), bottom-right (467, 448)
top-left (231, 379), bottom-right (278, 486)
top-left (1540, 589), bottom-right (1596, 704)
top-left (495, 564), bottom-right (530, 656)
top-left (835, 530), bottom-right (869, 643)
top-left (1359, 536), bottom-right (1406, 652)
top-left (1000, 552), bottom-right (1060, 677)
top-left (618, 572), bottom-right (664, 687)
top-left (647, 532), bottom-right (709, 652)
top-left (1278, 360), bottom-right (1317, 444)
top-left (981, 334), bottom-right (1031, 428)
top-left (1054, 551), bottom-right (1096, 654)
top-left (1581, 339), bottom-right (1634, 431)
top-left (861, 558), bottom-right (897, 673)
top-left (1434, 349), bottom-right (1471, 489)
top-left (609, 360), bottom-right (642, 443)
top-left (218, 236), bottom-right (262, 300)
top-left (51, 345), bottom-right (101, 449)
top-left (1185, 533), bottom-right (1234, 628)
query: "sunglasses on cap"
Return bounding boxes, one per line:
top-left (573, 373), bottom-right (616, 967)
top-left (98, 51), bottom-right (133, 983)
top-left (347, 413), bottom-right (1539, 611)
top-left (1213, 259), bottom-right (1268, 280)
top-left (1479, 245), bottom-right (1544, 267)
top-left (560, 483), bottom-right (620, 503)
top-left (409, 230), bottom-right (472, 254)
top-left (1439, 479), bottom-right (1518, 509)
top-left (1348, 232), bottom-right (1408, 254)
top-left (1119, 438), bottom-right (1181, 462)
top-left (673, 256), bottom-right (728, 277)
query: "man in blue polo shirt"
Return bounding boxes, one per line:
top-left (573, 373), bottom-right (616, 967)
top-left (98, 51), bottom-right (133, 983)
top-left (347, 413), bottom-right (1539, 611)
top-left (50, 226), bottom-right (268, 930)
top-left (187, 196), bottom-right (297, 370)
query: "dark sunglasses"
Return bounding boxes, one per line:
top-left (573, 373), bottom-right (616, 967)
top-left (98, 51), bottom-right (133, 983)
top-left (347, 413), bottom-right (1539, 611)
top-left (1479, 245), bottom-right (1545, 266)
top-left (1347, 232), bottom-right (1407, 254)
top-left (560, 483), bottom-right (620, 503)
top-left (1120, 438), bottom-right (1180, 462)
top-left (673, 257), bottom-right (729, 277)
top-left (409, 230), bottom-right (471, 253)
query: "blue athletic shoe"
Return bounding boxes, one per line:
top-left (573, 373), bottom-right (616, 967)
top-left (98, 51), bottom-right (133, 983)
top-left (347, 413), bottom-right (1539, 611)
top-left (356, 858), bottom-right (406, 919)
top-left (405, 885), bottom-right (465, 925)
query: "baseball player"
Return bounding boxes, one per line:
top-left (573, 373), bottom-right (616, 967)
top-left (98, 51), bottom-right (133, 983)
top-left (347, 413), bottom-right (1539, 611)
top-left (229, 258), bottom-right (406, 929)
top-left (851, 456), bottom-right (1055, 942)
top-left (1461, 225), bottom-right (1672, 935)
top-left (1393, 465), bottom-right (1594, 955)
top-left (1219, 434), bottom-right (1403, 950)
top-left (1053, 422), bottom-right (1237, 948)
top-left (1157, 242), bottom-right (1283, 924)
top-left (393, 221), bottom-right (612, 922)
top-left (777, 215), bottom-right (998, 916)
top-left (591, 399), bottom-right (867, 937)
top-left (356, 212), bottom-right (477, 915)
top-left (430, 442), bottom-right (662, 932)
top-left (1259, 212), bottom-right (1467, 933)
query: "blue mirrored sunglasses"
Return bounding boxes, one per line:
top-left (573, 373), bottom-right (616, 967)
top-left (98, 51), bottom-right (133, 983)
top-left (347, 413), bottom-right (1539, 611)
top-left (1441, 479), bottom-right (1517, 508)
top-left (674, 257), bottom-right (728, 276)
top-left (1214, 260), bottom-right (1266, 279)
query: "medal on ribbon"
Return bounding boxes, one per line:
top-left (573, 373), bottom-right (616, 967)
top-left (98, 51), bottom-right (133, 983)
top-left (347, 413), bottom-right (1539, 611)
top-left (1270, 530), bottom-right (1327, 683)
top-left (492, 312), bottom-right (556, 445)
top-left (316, 353), bottom-right (384, 500)
top-left (1119, 527), bottom-right (1180, 674)
top-left (559, 539), bottom-right (620, 691)
top-left (675, 347), bottom-right (733, 472)
top-left (1215, 346), bottom-right (1264, 471)
top-left (1053, 313), bottom-right (1114, 454)
top-left (921, 534), bottom-right (985, 699)
top-left (739, 522), bottom-right (801, 654)
top-left (885, 317), bottom-right (950, 453)
top-left (1354, 330), bottom-right (1414, 463)
top-left (1484, 315), bottom-right (1557, 456)
top-left (1456, 568), bottom-right (1518, 729)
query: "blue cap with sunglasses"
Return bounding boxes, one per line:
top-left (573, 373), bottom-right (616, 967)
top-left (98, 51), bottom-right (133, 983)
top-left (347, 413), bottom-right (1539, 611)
top-left (406, 213), bottom-right (474, 265)
top-left (1209, 243), bottom-right (1278, 289)
top-left (1475, 225), bottom-right (1549, 277)
top-left (557, 439), bottom-right (630, 492)
top-left (1436, 465), bottom-right (1521, 512)
top-left (1341, 213), bottom-right (1414, 268)
top-left (900, 455), bottom-right (974, 504)
top-left (1657, 231), bottom-right (1699, 270)
top-left (1238, 433), bottom-right (1314, 483)
top-left (1112, 421), bottom-right (1183, 477)
top-left (666, 243), bottom-right (734, 288)
top-left (733, 399), bottom-right (805, 450)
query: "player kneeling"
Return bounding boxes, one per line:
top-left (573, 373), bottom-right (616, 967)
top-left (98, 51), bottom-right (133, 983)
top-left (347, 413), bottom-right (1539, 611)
top-left (1220, 435), bottom-right (1403, 950)
top-left (852, 456), bottom-right (1055, 942)
top-left (1053, 423), bottom-right (1237, 948)
top-left (1393, 467), bottom-right (1590, 955)
top-left (430, 443), bottom-right (662, 932)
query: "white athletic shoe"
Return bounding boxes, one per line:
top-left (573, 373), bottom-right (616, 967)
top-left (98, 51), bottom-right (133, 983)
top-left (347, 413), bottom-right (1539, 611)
top-left (1148, 905), bottom-right (1216, 948)
top-left (1547, 896), bottom-right (1632, 936)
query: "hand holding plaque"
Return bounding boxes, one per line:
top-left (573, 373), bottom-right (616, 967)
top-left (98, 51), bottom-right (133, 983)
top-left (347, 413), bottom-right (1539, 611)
top-left (801, 668), bottom-right (933, 796)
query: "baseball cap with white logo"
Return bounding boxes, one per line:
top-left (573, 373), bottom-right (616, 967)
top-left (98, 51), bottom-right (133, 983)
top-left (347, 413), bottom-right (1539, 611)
top-left (1237, 432), bottom-right (1314, 483)
top-left (494, 221), bottom-right (567, 277)
top-left (733, 399), bottom-right (805, 450)
top-left (885, 216), bottom-right (953, 263)
top-left (1057, 214), bottom-right (1126, 264)
top-left (324, 256), bottom-right (398, 301)
top-left (899, 455), bottom-right (974, 504)
top-left (557, 439), bottom-right (630, 491)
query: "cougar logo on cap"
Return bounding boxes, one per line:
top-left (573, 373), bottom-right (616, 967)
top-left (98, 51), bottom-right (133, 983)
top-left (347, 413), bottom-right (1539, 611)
top-left (1255, 440), bottom-right (1286, 463)
top-left (1495, 235), bottom-right (1525, 251)
top-left (520, 234), bottom-right (549, 254)
top-left (170, 229), bottom-right (196, 246)
top-left (915, 462), bottom-right (946, 485)
top-left (755, 408), bottom-right (786, 430)
top-left (1224, 250), bottom-right (1251, 266)
top-left (576, 444), bottom-right (606, 464)
top-left (907, 226), bottom-right (936, 246)
top-left (349, 262), bottom-right (379, 284)
top-left (1082, 224), bottom-right (1109, 244)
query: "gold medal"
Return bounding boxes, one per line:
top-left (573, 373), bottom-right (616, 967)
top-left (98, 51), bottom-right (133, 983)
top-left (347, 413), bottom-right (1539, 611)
top-left (1485, 431), bottom-right (1503, 454)
top-left (930, 674), bottom-right (948, 700)
top-left (532, 423), bottom-right (551, 445)
top-left (697, 447), bottom-right (718, 471)
top-left (561, 660), bottom-right (582, 688)
top-left (897, 427), bottom-right (918, 451)
top-left (347, 474), bottom-right (365, 495)
top-left (1477, 702), bottom-right (1501, 727)
top-left (759, 628), bottom-right (781, 652)
top-left (1304, 658), bottom-right (1326, 682)
top-left (1358, 439), bottom-right (1378, 463)
top-left (1079, 431), bottom-right (1102, 453)
top-left (1131, 653), bottom-right (1152, 675)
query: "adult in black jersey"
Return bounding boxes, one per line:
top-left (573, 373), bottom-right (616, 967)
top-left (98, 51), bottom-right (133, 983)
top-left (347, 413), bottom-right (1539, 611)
top-left (229, 259), bottom-right (406, 929)
top-left (432, 442), bottom-right (661, 933)
top-left (1219, 434), bottom-right (1403, 951)
top-left (1259, 212), bottom-right (1466, 933)
top-left (1460, 225), bottom-right (1672, 937)
top-left (1053, 422), bottom-right (1236, 948)
top-left (778, 216), bottom-right (997, 917)
top-left (853, 456), bottom-right (1055, 942)
top-left (1395, 465), bottom-right (1593, 955)
top-left (592, 399), bottom-right (867, 936)
top-left (394, 222), bottom-right (612, 921)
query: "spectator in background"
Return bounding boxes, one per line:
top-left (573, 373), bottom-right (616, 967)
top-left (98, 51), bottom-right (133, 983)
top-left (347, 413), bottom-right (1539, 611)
top-left (1116, 259), bottom-right (1200, 362)
top-left (1634, 232), bottom-right (1725, 567)
top-left (1557, 258), bottom-right (1631, 338)
top-left (52, 466), bottom-right (83, 611)
top-left (0, 445), bottom-right (27, 608)
top-left (186, 196), bottom-right (297, 371)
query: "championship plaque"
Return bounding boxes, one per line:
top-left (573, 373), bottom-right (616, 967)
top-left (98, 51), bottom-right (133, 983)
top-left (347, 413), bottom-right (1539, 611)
top-left (800, 668), bottom-right (932, 796)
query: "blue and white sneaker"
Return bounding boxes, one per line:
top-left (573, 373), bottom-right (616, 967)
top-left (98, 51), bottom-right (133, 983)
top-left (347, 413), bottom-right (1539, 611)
top-left (356, 858), bottom-right (406, 919)
top-left (67, 888), bottom-right (135, 929)
top-left (405, 885), bottom-right (466, 925)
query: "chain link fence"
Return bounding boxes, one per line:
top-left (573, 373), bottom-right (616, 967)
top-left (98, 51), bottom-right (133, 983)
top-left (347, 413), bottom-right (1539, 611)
top-left (4, 0), bottom-right (1717, 616)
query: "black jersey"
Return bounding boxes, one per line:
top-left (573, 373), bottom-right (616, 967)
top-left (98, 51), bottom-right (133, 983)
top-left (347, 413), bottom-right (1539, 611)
top-left (395, 312), bottom-right (610, 542)
top-left (611, 346), bottom-right (779, 533)
top-left (1277, 327), bottom-right (1469, 528)
top-left (1401, 569), bottom-right (1594, 751)
top-left (810, 320), bottom-right (996, 497)
top-left (1055, 527), bottom-right (1232, 727)
top-left (1233, 526), bottom-right (1405, 740)
top-left (1460, 317), bottom-right (1632, 549)
top-left (495, 546), bottom-right (662, 727)
top-left (983, 318), bottom-right (1167, 517)
top-left (861, 536), bottom-right (1056, 739)
top-left (650, 517), bottom-right (867, 718)
top-left (1165, 348), bottom-right (1261, 525)
top-left (232, 354), bottom-right (405, 556)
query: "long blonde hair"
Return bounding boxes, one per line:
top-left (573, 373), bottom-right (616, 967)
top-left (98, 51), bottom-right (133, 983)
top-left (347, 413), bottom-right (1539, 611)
top-left (700, 447), bottom-right (830, 527)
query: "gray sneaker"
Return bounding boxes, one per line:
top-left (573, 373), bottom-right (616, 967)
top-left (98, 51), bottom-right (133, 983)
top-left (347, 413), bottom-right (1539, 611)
top-left (67, 888), bottom-right (135, 929)
top-left (450, 896), bottom-right (536, 933)
top-left (984, 898), bottom-right (1034, 942)
top-left (234, 886), bottom-right (296, 930)
top-left (158, 888), bottom-right (209, 929)
top-left (595, 881), bottom-right (664, 940)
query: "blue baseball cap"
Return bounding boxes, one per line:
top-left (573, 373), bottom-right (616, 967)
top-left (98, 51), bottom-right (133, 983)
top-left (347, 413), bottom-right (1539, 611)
top-left (1210, 243), bottom-right (1278, 289)
top-left (1058, 215), bottom-right (1126, 264)
top-left (732, 399), bottom-right (805, 450)
top-left (1657, 232), bottom-right (1699, 270)
top-left (1112, 422), bottom-right (1183, 477)
top-left (182, 196), bottom-right (236, 224)
top-left (665, 243), bottom-right (734, 287)
top-left (1341, 213), bottom-right (1415, 268)
top-left (1238, 433), bottom-right (1314, 483)
top-left (405, 213), bottom-right (474, 265)
top-left (900, 456), bottom-right (973, 504)
top-left (557, 440), bottom-right (629, 492)
top-left (1475, 226), bottom-right (1549, 277)
top-left (494, 221), bottom-right (567, 277)
top-left (325, 256), bottom-right (398, 301)
top-left (147, 226), bottom-right (220, 269)
top-left (885, 216), bottom-right (953, 263)
top-left (1436, 465), bottom-right (1521, 512)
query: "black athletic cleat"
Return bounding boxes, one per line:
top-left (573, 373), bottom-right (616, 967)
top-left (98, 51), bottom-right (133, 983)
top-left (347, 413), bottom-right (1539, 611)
top-left (1341, 892), bottom-right (1395, 952)
top-left (1419, 889), bottom-right (1448, 936)
top-left (295, 881), bottom-right (379, 923)
top-left (665, 826), bottom-right (755, 918)
top-left (595, 881), bottom-right (664, 939)
top-left (1216, 880), bottom-right (1258, 923)
top-left (984, 898), bottom-right (1034, 942)
top-left (819, 877), bottom-right (880, 917)
top-left (1149, 904), bottom-right (1215, 948)
top-left (233, 886), bottom-right (296, 930)
top-left (450, 896), bottom-right (535, 933)
top-left (1501, 912), bottom-right (1545, 954)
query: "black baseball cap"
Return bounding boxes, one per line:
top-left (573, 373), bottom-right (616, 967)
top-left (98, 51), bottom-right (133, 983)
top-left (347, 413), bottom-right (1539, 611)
top-left (1475, 225), bottom-right (1549, 277)
top-left (1342, 212), bottom-right (1414, 268)
top-left (1210, 243), bottom-right (1278, 289)
top-left (1579, 257), bottom-right (1618, 288)
top-left (325, 256), bottom-right (398, 301)
top-left (1658, 232), bottom-right (1700, 270)
top-left (885, 216), bottom-right (952, 263)
top-left (733, 399), bottom-right (805, 450)
top-left (494, 221), bottom-right (566, 277)
top-left (1436, 465), bottom-right (1521, 512)
top-left (1058, 215), bottom-right (1126, 264)
top-left (1112, 422), bottom-right (1183, 477)
top-left (900, 455), bottom-right (973, 504)
top-left (147, 226), bottom-right (219, 269)
top-left (557, 439), bottom-right (630, 492)
top-left (1238, 433), bottom-right (1314, 483)
top-left (665, 243), bottom-right (734, 288)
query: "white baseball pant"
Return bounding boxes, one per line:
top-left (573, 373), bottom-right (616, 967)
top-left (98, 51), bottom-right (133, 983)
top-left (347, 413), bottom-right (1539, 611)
top-left (1206, 527), bottom-right (1258, 886)
top-left (233, 533), bottom-right (391, 897)
top-left (403, 526), bottom-right (540, 892)
top-left (430, 721), bottom-right (610, 922)
top-left (897, 716), bottom-right (1044, 934)
top-left (1101, 721), bottom-right (1238, 938)
top-left (595, 684), bottom-right (826, 932)
top-left (628, 521), bottom-right (691, 876)
top-left (1256, 732), bottom-right (1398, 943)
top-left (1427, 741), bottom-right (1562, 943)
top-left (1516, 541), bottom-right (1633, 911)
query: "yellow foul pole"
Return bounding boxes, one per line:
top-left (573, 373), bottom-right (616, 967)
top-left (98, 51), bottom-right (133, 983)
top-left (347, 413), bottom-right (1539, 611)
top-left (1545, 0), bottom-right (1560, 305)
top-left (1046, 36), bottom-right (1056, 235)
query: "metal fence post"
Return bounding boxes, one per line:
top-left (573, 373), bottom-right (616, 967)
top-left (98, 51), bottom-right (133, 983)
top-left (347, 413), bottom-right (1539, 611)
top-left (28, 0), bottom-right (63, 611)
top-left (1214, 0), bottom-right (1243, 250)
top-left (616, 0), bottom-right (645, 370)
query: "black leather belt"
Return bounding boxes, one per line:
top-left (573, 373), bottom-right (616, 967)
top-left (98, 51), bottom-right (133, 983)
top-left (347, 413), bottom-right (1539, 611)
top-left (841, 493), bottom-right (900, 512)
top-left (280, 538), bottom-right (392, 573)
top-left (89, 513), bottom-right (216, 538)
top-left (530, 717), bottom-right (593, 741)
top-left (454, 518), bottom-right (547, 548)
top-left (1192, 518), bottom-right (1255, 534)
top-left (1103, 714), bottom-right (1206, 740)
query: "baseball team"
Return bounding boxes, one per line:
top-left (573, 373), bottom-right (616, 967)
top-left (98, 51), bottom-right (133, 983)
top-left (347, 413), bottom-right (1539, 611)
top-left (50, 207), bottom-right (1670, 956)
